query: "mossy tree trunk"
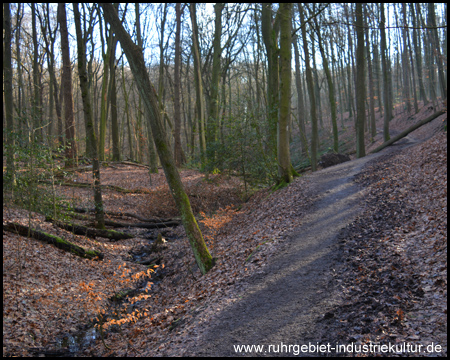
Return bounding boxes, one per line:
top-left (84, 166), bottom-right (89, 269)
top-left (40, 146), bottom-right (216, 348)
top-left (277, 3), bottom-right (293, 184)
top-left (261, 3), bottom-right (279, 156)
top-left (355, 3), bottom-right (366, 158)
top-left (73, 3), bottom-right (105, 229)
top-left (4, 222), bottom-right (103, 260)
top-left (101, 4), bottom-right (214, 275)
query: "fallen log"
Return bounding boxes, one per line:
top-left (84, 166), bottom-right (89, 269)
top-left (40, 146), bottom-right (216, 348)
top-left (40, 181), bottom-right (152, 194)
top-left (45, 217), bottom-right (134, 241)
top-left (89, 219), bottom-right (181, 229)
top-left (4, 222), bottom-right (103, 260)
top-left (63, 206), bottom-right (179, 223)
top-left (114, 160), bottom-right (150, 169)
top-left (371, 109), bottom-right (446, 154)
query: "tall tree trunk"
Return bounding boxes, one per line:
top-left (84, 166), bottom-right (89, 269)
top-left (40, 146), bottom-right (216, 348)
top-left (355, 3), bottom-right (366, 158)
top-left (121, 60), bottom-right (134, 160)
top-left (109, 38), bottom-right (120, 161)
top-left (401, 4), bottom-right (412, 113)
top-left (98, 14), bottom-right (112, 161)
top-left (58, 3), bottom-right (77, 166)
top-left (31, 4), bottom-right (42, 142)
top-left (189, 3), bottom-right (207, 165)
top-left (293, 36), bottom-right (308, 156)
top-left (207, 3), bottom-right (224, 167)
top-left (261, 3), bottom-right (279, 156)
top-left (174, 3), bottom-right (185, 166)
top-left (277, 3), bottom-right (293, 184)
top-left (410, 4), bottom-right (428, 105)
top-left (407, 29), bottom-right (419, 114)
top-left (135, 3), bottom-right (158, 174)
top-left (344, 5), bottom-right (355, 119)
top-left (15, 4), bottom-right (24, 134)
top-left (372, 31), bottom-right (384, 117)
top-left (158, 4), bottom-right (168, 134)
top-left (314, 12), bottom-right (338, 152)
top-left (428, 3), bottom-right (447, 100)
top-left (4, 3), bottom-right (15, 185)
top-left (380, 3), bottom-right (391, 142)
top-left (299, 3), bottom-right (318, 171)
top-left (364, 4), bottom-right (376, 140)
top-left (101, 4), bottom-right (214, 275)
top-left (39, 3), bottom-right (63, 149)
top-left (73, 4), bottom-right (105, 229)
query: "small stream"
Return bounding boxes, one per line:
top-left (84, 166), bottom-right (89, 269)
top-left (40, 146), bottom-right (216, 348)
top-left (49, 231), bottom-right (175, 356)
top-left (55, 327), bottom-right (98, 356)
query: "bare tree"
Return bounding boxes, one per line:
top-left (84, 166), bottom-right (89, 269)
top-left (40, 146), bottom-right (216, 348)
top-left (73, 3), bottom-right (105, 229)
top-left (4, 3), bottom-right (15, 185)
top-left (173, 3), bottom-right (186, 166)
top-left (380, 3), bottom-right (391, 141)
top-left (58, 3), bottom-right (77, 166)
top-left (355, 3), bottom-right (366, 158)
top-left (189, 3), bottom-right (207, 165)
top-left (101, 4), bottom-right (215, 275)
top-left (299, 3), bottom-right (318, 171)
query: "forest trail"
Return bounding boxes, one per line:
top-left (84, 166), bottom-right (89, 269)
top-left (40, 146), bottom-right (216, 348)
top-left (187, 136), bottom-right (420, 356)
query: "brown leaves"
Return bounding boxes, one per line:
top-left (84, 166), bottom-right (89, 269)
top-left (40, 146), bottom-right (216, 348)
top-left (321, 131), bottom-right (447, 356)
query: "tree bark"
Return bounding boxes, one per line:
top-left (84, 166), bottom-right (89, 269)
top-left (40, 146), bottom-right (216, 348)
top-left (31, 4), bottom-right (42, 143)
top-left (174, 3), bottom-right (186, 166)
top-left (410, 3), bottom-right (428, 105)
top-left (299, 3), bottom-right (318, 171)
top-left (58, 3), bottom-right (77, 166)
top-left (277, 3), bottom-right (293, 184)
top-left (314, 12), bottom-right (338, 152)
top-left (355, 3), bottom-right (366, 158)
top-left (4, 222), bottom-right (104, 260)
top-left (98, 13), bottom-right (112, 161)
top-left (134, 4), bottom-right (158, 174)
top-left (428, 3), bottom-right (447, 100)
top-left (207, 3), bottom-right (225, 167)
top-left (4, 3), bottom-right (15, 186)
top-left (401, 3), bottom-right (412, 114)
top-left (190, 3), bottom-right (207, 165)
top-left (293, 37), bottom-right (308, 156)
top-left (110, 37), bottom-right (120, 161)
top-left (45, 217), bottom-right (133, 241)
top-left (380, 3), bottom-right (392, 142)
top-left (261, 3), bottom-right (279, 155)
top-left (73, 3), bottom-right (106, 229)
top-left (364, 4), bottom-right (377, 140)
top-left (370, 109), bottom-right (446, 154)
top-left (101, 4), bottom-right (214, 275)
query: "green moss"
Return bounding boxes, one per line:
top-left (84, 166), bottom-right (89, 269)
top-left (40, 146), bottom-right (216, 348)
top-left (271, 179), bottom-right (288, 192)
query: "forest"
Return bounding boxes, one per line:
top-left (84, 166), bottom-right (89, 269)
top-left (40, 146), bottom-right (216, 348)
top-left (3, 3), bottom-right (447, 357)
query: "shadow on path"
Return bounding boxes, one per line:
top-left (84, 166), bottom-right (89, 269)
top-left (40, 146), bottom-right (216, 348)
top-left (193, 140), bottom-right (419, 357)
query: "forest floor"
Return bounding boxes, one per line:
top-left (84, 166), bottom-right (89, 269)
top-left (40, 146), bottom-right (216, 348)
top-left (3, 103), bottom-right (447, 357)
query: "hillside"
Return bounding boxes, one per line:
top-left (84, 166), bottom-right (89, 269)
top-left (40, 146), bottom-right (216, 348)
top-left (3, 105), bottom-right (447, 357)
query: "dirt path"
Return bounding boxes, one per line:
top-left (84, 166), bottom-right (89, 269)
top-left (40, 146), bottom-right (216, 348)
top-left (185, 139), bottom-right (420, 356)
